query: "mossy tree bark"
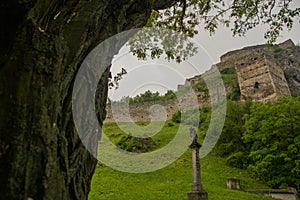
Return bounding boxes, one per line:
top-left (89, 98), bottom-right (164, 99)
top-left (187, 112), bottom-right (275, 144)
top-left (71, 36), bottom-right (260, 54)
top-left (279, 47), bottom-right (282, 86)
top-left (0, 0), bottom-right (177, 199)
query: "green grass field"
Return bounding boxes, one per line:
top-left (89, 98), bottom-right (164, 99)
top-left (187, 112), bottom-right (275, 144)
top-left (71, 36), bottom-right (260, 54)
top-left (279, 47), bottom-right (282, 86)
top-left (89, 122), bottom-right (273, 200)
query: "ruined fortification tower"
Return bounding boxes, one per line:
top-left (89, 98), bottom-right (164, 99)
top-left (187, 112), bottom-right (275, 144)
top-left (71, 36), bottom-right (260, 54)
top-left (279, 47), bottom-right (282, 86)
top-left (220, 40), bottom-right (293, 102)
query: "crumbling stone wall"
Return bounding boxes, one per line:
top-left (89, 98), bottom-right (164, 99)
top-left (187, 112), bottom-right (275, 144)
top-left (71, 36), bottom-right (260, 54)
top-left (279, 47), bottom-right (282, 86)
top-left (105, 99), bottom-right (179, 122)
top-left (219, 40), bottom-right (293, 102)
top-left (235, 54), bottom-right (291, 102)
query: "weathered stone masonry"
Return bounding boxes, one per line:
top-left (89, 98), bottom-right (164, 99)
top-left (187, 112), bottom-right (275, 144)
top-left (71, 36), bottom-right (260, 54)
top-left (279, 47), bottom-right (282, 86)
top-left (220, 40), bottom-right (293, 102)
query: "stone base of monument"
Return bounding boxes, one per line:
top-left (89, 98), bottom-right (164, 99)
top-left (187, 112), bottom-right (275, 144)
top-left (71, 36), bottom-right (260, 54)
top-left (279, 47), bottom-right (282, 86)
top-left (188, 191), bottom-right (208, 200)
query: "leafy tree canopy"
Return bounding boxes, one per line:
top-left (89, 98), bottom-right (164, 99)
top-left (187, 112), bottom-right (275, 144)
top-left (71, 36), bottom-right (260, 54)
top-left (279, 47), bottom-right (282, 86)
top-left (130, 0), bottom-right (300, 62)
top-left (243, 97), bottom-right (300, 190)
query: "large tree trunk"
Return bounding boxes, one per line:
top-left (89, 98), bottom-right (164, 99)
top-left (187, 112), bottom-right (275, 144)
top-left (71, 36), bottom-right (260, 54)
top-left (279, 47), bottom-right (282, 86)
top-left (0, 0), bottom-right (177, 199)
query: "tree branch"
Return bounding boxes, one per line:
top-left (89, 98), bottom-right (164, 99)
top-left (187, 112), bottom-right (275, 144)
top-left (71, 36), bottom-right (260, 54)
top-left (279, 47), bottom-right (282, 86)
top-left (179, 0), bottom-right (187, 30)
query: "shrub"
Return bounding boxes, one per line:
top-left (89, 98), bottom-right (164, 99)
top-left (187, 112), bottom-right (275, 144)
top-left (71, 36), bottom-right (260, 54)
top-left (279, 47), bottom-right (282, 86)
top-left (116, 134), bottom-right (156, 152)
top-left (226, 152), bottom-right (249, 169)
top-left (172, 110), bottom-right (181, 123)
top-left (167, 122), bottom-right (174, 127)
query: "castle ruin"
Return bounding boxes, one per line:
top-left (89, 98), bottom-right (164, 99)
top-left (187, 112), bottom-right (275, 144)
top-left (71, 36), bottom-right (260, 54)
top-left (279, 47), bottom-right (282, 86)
top-left (105, 40), bottom-right (296, 122)
top-left (220, 39), bottom-right (293, 102)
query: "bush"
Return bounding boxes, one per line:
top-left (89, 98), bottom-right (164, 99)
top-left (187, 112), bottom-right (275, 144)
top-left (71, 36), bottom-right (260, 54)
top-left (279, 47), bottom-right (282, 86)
top-left (116, 134), bottom-right (156, 152)
top-left (220, 67), bottom-right (236, 74)
top-left (214, 100), bottom-right (250, 156)
top-left (226, 152), bottom-right (249, 169)
top-left (172, 110), bottom-right (181, 123)
top-left (167, 122), bottom-right (174, 127)
top-left (227, 86), bottom-right (241, 101)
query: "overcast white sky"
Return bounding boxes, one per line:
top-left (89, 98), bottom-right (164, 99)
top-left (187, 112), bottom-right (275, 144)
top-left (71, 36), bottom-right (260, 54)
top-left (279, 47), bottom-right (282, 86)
top-left (109, 3), bottom-right (300, 101)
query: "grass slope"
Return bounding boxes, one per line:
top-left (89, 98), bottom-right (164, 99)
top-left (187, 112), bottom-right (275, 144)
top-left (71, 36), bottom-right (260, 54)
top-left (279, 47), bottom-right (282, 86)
top-left (89, 122), bottom-right (273, 200)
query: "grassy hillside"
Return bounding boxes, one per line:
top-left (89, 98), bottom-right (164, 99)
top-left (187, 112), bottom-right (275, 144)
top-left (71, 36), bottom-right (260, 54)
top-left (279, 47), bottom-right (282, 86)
top-left (89, 122), bottom-right (273, 200)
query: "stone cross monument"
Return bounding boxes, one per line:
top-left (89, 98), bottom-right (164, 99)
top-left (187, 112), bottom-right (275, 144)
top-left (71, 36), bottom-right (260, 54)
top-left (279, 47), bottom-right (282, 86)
top-left (188, 128), bottom-right (208, 200)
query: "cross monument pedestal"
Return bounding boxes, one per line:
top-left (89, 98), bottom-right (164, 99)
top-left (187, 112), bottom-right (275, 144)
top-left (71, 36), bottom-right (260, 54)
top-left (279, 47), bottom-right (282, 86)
top-left (188, 128), bottom-right (208, 200)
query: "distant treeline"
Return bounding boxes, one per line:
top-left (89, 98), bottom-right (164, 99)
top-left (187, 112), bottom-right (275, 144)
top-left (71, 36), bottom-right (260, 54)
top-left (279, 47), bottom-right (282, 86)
top-left (109, 90), bottom-right (177, 104)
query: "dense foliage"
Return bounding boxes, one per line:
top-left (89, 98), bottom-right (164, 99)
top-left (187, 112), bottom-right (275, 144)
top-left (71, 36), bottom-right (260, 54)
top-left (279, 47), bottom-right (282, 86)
top-left (214, 100), bottom-right (252, 158)
top-left (243, 98), bottom-right (300, 190)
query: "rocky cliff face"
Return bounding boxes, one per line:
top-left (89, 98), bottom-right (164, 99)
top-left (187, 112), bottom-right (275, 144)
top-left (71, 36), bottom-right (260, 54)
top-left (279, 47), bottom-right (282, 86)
top-left (106, 39), bottom-right (300, 122)
top-left (273, 42), bottom-right (300, 96)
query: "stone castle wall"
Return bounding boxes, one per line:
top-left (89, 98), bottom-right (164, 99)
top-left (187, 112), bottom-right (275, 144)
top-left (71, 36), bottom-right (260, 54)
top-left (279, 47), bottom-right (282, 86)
top-left (235, 54), bottom-right (290, 102)
top-left (218, 40), bottom-right (292, 102)
top-left (266, 57), bottom-right (291, 97)
top-left (105, 89), bottom-right (209, 123)
top-left (105, 99), bottom-right (179, 123)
